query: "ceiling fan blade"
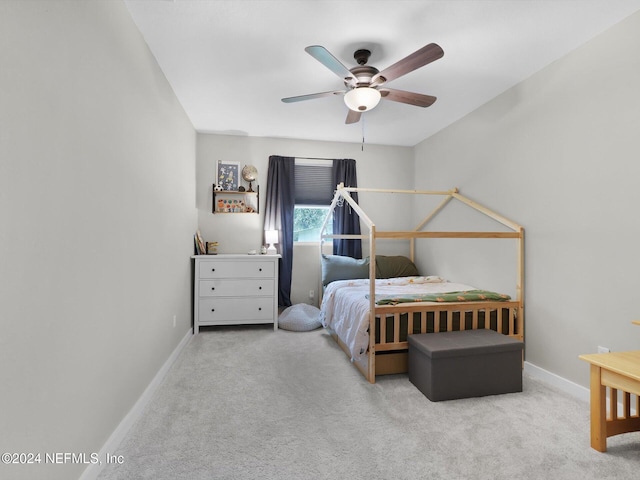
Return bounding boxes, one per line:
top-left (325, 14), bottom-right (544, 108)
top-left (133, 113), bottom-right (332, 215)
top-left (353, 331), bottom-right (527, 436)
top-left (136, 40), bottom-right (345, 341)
top-left (380, 88), bottom-right (437, 107)
top-left (371, 43), bottom-right (444, 86)
top-left (345, 109), bottom-right (361, 124)
top-left (281, 90), bottom-right (344, 103)
top-left (305, 45), bottom-right (356, 85)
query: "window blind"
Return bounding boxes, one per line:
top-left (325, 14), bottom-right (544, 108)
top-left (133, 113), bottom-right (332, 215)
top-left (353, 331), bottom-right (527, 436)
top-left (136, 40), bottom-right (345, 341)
top-left (294, 160), bottom-right (333, 205)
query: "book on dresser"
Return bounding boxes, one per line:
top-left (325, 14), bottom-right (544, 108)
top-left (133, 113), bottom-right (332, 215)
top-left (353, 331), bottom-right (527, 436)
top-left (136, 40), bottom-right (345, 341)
top-left (192, 254), bottom-right (280, 333)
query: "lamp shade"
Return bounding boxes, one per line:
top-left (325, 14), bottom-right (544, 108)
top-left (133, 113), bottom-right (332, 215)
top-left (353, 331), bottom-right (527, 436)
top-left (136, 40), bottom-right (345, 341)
top-left (265, 230), bottom-right (278, 245)
top-left (344, 87), bottom-right (381, 112)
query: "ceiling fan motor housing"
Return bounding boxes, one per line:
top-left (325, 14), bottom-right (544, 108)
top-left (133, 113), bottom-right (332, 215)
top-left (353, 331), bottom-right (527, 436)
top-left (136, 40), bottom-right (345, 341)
top-left (346, 65), bottom-right (379, 87)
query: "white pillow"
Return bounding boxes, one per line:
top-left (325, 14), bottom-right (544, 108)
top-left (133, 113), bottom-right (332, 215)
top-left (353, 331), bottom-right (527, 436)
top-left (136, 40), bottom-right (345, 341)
top-left (278, 303), bottom-right (322, 332)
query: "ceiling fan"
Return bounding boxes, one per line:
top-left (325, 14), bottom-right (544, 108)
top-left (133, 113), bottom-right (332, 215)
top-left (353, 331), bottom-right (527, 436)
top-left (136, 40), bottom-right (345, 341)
top-left (281, 43), bottom-right (444, 124)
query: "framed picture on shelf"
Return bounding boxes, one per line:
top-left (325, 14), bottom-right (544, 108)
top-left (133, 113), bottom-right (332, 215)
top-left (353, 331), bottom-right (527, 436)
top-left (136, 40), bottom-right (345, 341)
top-left (217, 160), bottom-right (240, 191)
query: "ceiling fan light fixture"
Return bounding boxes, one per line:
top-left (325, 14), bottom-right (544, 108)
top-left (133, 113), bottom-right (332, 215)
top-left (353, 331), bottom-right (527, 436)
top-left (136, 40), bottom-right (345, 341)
top-left (344, 87), bottom-right (381, 112)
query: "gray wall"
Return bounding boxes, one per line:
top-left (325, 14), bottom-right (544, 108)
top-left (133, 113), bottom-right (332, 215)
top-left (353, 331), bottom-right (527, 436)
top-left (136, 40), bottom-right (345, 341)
top-left (413, 11), bottom-right (640, 387)
top-left (0, 2), bottom-right (196, 479)
top-left (196, 133), bottom-right (414, 305)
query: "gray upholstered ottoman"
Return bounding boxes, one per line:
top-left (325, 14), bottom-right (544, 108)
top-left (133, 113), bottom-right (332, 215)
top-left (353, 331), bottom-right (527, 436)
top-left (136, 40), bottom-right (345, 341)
top-left (408, 329), bottom-right (523, 402)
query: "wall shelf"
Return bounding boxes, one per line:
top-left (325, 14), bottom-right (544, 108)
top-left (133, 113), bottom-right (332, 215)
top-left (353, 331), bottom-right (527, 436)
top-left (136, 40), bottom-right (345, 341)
top-left (213, 185), bottom-right (259, 214)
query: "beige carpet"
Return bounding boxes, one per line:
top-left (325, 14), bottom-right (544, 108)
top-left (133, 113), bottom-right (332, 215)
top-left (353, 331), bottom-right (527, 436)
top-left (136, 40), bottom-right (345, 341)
top-left (97, 325), bottom-right (640, 480)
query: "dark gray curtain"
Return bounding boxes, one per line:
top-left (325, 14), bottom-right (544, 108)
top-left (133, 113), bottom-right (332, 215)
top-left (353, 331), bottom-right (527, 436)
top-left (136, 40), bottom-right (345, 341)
top-left (332, 158), bottom-right (362, 258)
top-left (264, 155), bottom-right (295, 307)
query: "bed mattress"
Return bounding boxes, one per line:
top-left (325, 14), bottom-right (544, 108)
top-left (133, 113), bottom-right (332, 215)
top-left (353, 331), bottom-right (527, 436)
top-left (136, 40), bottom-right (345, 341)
top-left (319, 276), bottom-right (488, 361)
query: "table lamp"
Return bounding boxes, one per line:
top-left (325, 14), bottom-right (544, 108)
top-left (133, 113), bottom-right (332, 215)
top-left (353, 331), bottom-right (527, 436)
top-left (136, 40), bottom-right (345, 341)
top-left (265, 230), bottom-right (278, 255)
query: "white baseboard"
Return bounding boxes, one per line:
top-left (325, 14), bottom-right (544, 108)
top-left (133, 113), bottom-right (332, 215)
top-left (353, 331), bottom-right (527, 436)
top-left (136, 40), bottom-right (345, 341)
top-left (524, 361), bottom-right (590, 403)
top-left (525, 361), bottom-right (639, 416)
top-left (79, 329), bottom-right (193, 480)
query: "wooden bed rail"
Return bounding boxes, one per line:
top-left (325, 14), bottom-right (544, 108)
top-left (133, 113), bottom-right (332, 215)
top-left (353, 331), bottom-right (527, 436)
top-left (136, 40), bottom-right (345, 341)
top-left (334, 301), bottom-right (523, 382)
top-left (374, 301), bottom-right (522, 353)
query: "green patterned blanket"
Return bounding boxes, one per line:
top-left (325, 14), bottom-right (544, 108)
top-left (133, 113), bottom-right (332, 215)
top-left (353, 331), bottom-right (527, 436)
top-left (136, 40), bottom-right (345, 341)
top-left (373, 290), bottom-right (511, 305)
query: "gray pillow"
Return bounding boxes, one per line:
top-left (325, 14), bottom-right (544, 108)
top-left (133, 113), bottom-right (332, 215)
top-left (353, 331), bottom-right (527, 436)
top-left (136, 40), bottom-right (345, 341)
top-left (278, 304), bottom-right (322, 332)
top-left (321, 254), bottom-right (369, 286)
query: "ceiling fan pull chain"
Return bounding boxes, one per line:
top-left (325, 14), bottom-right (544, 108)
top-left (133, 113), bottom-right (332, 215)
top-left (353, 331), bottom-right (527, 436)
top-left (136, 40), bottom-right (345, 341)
top-left (361, 116), bottom-right (365, 151)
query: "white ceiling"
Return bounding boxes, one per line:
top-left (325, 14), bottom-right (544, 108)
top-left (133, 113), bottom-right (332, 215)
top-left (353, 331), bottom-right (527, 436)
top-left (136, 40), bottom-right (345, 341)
top-left (124, 0), bottom-right (640, 147)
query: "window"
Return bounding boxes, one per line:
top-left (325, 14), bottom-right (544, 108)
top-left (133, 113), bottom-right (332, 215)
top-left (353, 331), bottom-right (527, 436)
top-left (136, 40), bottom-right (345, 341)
top-left (293, 159), bottom-right (333, 242)
top-left (293, 206), bottom-right (332, 242)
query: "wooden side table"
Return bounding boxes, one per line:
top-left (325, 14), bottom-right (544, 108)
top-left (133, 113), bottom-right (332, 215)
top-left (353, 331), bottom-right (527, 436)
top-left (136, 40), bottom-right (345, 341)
top-left (578, 350), bottom-right (640, 452)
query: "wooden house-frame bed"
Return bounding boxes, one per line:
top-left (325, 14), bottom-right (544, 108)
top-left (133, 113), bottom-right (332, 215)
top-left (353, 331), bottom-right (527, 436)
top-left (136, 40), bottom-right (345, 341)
top-left (320, 185), bottom-right (524, 384)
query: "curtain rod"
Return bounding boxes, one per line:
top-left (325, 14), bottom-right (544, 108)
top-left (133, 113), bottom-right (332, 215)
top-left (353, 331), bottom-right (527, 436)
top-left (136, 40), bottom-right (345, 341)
top-left (295, 156), bottom-right (334, 161)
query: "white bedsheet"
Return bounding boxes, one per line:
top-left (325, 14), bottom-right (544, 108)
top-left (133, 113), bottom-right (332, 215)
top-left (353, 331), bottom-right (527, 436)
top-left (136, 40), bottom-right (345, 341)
top-left (319, 276), bottom-right (477, 361)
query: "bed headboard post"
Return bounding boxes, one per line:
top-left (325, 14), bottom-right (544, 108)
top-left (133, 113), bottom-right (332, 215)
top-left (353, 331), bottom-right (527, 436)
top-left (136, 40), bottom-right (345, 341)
top-left (368, 223), bottom-right (377, 383)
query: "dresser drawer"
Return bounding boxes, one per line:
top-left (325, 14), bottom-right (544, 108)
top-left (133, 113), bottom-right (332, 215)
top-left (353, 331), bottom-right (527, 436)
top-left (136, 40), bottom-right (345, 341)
top-left (198, 279), bottom-right (274, 297)
top-left (198, 297), bottom-right (275, 323)
top-left (199, 260), bottom-right (275, 279)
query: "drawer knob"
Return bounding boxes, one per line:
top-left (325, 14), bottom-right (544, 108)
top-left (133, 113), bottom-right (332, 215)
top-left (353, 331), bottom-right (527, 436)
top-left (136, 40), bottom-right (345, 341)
top-left (259, 268), bottom-right (262, 272)
top-left (211, 268), bottom-right (215, 272)
top-left (211, 287), bottom-right (215, 290)
top-left (211, 308), bottom-right (215, 312)
top-left (258, 307), bottom-right (262, 311)
top-left (259, 286), bottom-right (262, 290)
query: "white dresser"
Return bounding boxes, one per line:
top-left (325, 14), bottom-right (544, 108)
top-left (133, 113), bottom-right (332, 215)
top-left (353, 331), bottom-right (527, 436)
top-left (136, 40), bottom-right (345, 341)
top-left (192, 254), bottom-right (280, 333)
